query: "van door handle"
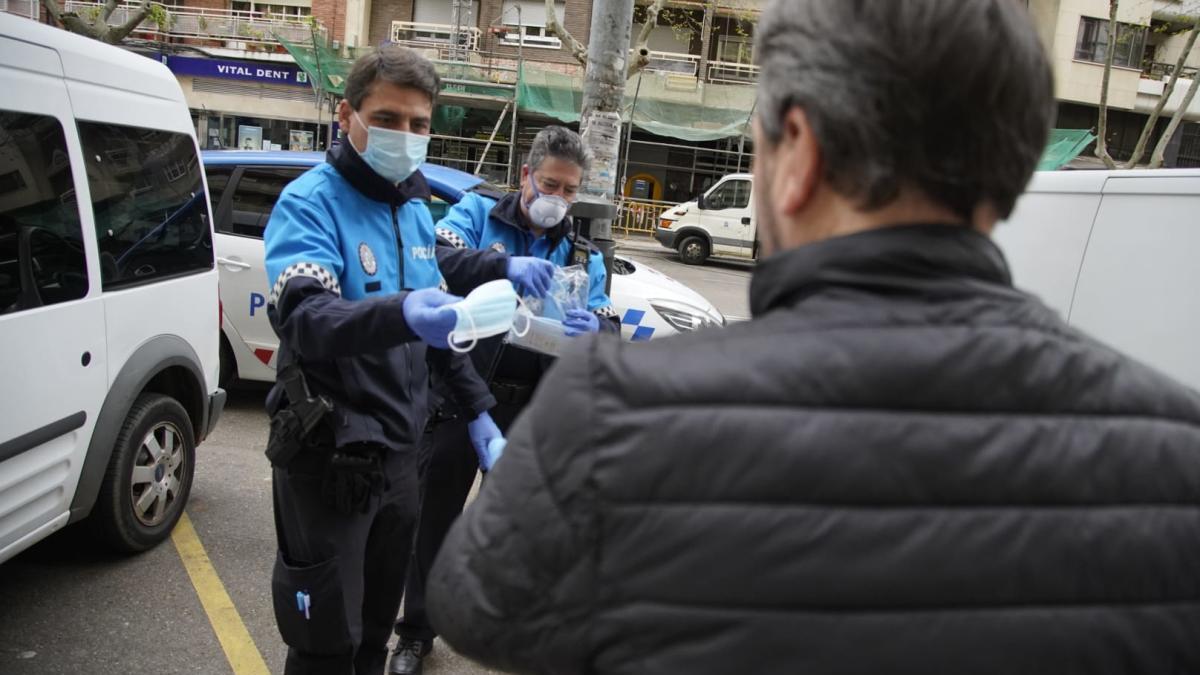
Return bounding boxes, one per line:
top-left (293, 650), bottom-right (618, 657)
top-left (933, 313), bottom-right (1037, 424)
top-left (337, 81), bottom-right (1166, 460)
top-left (741, 217), bottom-right (751, 225)
top-left (217, 257), bottom-right (252, 270)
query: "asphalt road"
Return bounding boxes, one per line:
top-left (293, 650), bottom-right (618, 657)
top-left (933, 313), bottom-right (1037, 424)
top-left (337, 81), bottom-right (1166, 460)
top-left (0, 249), bottom-right (751, 675)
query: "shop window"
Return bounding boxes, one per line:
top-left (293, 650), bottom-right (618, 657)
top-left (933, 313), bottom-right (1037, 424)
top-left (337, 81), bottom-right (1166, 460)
top-left (1075, 16), bottom-right (1147, 70)
top-left (77, 121), bottom-right (212, 289)
top-left (226, 167), bottom-right (305, 239)
top-left (0, 110), bottom-right (88, 314)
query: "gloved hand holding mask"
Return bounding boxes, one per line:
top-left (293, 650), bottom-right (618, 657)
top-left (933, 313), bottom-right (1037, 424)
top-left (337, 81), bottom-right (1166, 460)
top-left (447, 279), bottom-right (531, 353)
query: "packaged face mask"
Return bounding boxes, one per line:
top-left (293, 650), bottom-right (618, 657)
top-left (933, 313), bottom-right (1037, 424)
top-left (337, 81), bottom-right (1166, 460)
top-left (448, 279), bottom-right (531, 353)
top-left (522, 265), bottom-right (589, 322)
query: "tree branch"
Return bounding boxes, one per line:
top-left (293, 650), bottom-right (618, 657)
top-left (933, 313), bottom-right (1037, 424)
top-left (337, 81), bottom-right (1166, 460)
top-left (1150, 67), bottom-right (1200, 167)
top-left (1125, 19), bottom-right (1200, 168)
top-left (627, 0), bottom-right (666, 78)
top-left (545, 0), bottom-right (588, 66)
top-left (102, 0), bottom-right (118, 22)
top-left (1094, 0), bottom-right (1119, 169)
top-left (41, 0), bottom-right (100, 37)
top-left (105, 0), bottom-right (153, 44)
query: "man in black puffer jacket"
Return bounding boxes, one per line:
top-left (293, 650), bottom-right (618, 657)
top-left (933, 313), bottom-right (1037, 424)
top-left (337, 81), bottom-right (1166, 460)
top-left (424, 1), bottom-right (1200, 673)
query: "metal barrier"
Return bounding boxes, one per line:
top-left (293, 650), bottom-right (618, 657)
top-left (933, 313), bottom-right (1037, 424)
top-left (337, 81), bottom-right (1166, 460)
top-left (390, 21), bottom-right (482, 53)
top-left (614, 197), bottom-right (675, 235)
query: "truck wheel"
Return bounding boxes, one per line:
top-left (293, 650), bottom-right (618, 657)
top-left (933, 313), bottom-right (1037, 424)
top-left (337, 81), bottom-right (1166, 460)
top-left (678, 236), bottom-right (709, 265)
top-left (91, 393), bottom-right (196, 553)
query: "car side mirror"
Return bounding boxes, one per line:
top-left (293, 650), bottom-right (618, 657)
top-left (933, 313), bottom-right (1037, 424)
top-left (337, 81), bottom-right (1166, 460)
top-left (697, 194), bottom-right (707, 210)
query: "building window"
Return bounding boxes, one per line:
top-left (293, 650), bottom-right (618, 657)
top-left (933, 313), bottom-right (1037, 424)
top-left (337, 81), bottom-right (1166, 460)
top-left (499, 0), bottom-right (565, 49)
top-left (1075, 16), bottom-right (1147, 70)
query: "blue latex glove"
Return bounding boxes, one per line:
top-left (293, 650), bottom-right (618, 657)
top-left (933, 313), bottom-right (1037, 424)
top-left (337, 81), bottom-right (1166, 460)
top-left (467, 412), bottom-right (505, 471)
top-left (506, 256), bottom-right (555, 298)
top-left (401, 288), bottom-right (461, 349)
top-left (563, 308), bottom-right (600, 337)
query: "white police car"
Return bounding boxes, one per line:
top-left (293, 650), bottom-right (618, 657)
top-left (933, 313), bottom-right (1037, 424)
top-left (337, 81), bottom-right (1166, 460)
top-left (204, 151), bottom-right (725, 386)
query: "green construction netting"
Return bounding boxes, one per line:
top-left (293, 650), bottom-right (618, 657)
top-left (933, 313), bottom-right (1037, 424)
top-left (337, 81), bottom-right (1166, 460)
top-left (279, 34), bottom-right (351, 95)
top-left (1039, 129), bottom-right (1096, 171)
top-left (519, 67), bottom-right (756, 141)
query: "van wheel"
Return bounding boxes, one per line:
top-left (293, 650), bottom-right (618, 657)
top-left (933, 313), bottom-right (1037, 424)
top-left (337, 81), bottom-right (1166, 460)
top-left (219, 335), bottom-right (236, 391)
top-left (678, 236), bottom-right (709, 265)
top-left (91, 393), bottom-right (195, 553)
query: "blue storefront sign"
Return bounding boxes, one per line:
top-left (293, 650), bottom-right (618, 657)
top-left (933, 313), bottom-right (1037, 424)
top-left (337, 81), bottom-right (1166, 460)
top-left (164, 55), bottom-right (310, 87)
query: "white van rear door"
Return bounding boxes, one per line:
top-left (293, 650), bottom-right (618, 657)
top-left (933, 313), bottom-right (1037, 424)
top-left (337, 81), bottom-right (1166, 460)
top-left (1068, 174), bottom-right (1200, 391)
top-left (0, 36), bottom-right (107, 563)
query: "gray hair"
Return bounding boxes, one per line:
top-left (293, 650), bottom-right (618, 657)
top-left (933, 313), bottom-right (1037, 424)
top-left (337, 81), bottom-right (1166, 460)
top-left (527, 126), bottom-right (593, 174)
top-left (345, 44), bottom-right (440, 109)
top-left (755, 0), bottom-right (1053, 220)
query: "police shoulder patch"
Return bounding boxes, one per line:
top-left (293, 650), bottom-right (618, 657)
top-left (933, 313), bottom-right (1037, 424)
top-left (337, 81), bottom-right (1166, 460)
top-left (489, 241), bottom-right (506, 253)
top-left (358, 242), bottom-right (377, 276)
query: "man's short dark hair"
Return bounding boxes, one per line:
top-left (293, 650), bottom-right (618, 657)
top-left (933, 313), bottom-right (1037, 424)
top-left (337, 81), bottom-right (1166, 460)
top-left (756, 0), bottom-right (1054, 220)
top-left (345, 45), bottom-right (441, 109)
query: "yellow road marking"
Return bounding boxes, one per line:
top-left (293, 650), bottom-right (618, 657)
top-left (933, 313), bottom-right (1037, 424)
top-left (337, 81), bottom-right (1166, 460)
top-left (172, 512), bottom-right (270, 675)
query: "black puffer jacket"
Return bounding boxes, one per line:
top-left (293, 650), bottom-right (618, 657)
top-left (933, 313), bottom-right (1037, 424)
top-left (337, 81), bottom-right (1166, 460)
top-left (427, 225), bottom-right (1200, 675)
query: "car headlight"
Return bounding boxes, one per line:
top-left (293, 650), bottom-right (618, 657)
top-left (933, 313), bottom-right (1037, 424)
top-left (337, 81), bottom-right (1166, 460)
top-left (649, 299), bottom-right (726, 332)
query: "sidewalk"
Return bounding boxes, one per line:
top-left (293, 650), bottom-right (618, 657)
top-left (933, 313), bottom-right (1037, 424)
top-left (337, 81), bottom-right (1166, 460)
top-left (612, 232), bottom-right (664, 254)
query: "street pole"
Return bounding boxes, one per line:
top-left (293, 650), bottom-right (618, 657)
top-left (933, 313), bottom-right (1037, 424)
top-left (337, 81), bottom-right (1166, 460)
top-left (576, 0), bottom-right (635, 290)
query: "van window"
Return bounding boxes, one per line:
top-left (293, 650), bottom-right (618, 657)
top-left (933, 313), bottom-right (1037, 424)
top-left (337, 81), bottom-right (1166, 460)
top-left (706, 179), bottom-right (751, 211)
top-left (225, 167), bottom-right (304, 239)
top-left (0, 110), bottom-right (88, 315)
top-left (205, 165), bottom-right (233, 208)
top-left (77, 122), bottom-right (212, 289)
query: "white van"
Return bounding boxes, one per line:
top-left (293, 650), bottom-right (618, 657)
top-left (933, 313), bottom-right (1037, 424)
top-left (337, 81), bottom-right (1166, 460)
top-left (993, 169), bottom-right (1200, 392)
top-left (0, 15), bottom-right (224, 564)
top-left (655, 173), bottom-right (757, 265)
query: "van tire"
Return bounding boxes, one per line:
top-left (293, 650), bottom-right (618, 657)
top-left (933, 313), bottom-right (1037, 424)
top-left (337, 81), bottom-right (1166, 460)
top-left (91, 393), bottom-right (196, 553)
top-left (219, 335), bottom-right (236, 391)
top-left (678, 236), bottom-right (709, 265)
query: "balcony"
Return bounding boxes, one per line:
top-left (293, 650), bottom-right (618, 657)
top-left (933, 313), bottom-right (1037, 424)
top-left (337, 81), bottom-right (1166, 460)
top-left (643, 50), bottom-right (758, 84)
top-left (60, 0), bottom-right (316, 48)
top-left (1144, 60), bottom-right (1200, 82)
top-left (390, 21), bottom-right (481, 53)
top-left (0, 0), bottom-right (37, 19)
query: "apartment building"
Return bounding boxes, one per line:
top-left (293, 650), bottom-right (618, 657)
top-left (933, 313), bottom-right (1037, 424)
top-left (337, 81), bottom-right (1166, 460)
top-left (1030, 0), bottom-right (1200, 166)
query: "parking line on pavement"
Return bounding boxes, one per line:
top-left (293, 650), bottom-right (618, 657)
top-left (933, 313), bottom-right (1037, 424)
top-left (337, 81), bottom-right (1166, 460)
top-left (172, 512), bottom-right (270, 675)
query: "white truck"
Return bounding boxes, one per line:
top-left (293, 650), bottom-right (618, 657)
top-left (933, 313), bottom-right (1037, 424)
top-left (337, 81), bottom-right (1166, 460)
top-left (654, 173), bottom-right (758, 265)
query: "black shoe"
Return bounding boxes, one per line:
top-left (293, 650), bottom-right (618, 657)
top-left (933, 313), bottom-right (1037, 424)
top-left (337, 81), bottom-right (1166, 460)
top-left (388, 638), bottom-right (432, 675)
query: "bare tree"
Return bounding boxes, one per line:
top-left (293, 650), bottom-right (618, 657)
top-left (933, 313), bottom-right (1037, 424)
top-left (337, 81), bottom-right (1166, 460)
top-left (41, 0), bottom-right (166, 45)
top-left (1124, 20), bottom-right (1200, 168)
top-left (1149, 68), bottom-right (1200, 167)
top-left (1094, 0), bottom-right (1120, 169)
top-left (544, 0), bottom-right (666, 79)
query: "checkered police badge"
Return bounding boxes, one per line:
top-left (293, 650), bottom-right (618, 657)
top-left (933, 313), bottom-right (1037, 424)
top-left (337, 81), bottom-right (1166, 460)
top-left (359, 242), bottom-right (377, 276)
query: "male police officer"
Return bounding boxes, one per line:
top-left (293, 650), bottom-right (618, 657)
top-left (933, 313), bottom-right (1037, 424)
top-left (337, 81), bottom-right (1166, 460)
top-left (388, 126), bottom-right (618, 675)
top-left (263, 46), bottom-right (509, 675)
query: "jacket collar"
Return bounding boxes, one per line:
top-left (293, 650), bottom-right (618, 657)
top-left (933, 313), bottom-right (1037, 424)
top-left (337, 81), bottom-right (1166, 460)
top-left (749, 224), bottom-right (1014, 317)
top-left (489, 191), bottom-right (571, 243)
top-left (327, 140), bottom-right (431, 205)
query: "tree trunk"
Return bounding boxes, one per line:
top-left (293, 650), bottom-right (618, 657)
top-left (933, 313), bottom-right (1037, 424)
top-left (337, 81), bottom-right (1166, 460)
top-left (1149, 70), bottom-right (1200, 167)
top-left (1124, 20), bottom-right (1200, 168)
top-left (103, 0), bottom-right (154, 44)
top-left (627, 0), bottom-right (665, 77)
top-left (1094, 0), bottom-right (1120, 169)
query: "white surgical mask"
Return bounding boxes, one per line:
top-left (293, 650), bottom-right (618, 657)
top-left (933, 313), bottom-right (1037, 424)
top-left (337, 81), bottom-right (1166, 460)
top-left (448, 279), bottom-right (531, 353)
top-left (352, 111), bottom-right (429, 184)
top-left (524, 180), bottom-right (571, 229)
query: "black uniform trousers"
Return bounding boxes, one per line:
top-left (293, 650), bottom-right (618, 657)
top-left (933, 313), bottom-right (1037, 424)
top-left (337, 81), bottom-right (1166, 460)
top-left (272, 441), bottom-right (420, 675)
top-left (394, 399), bottom-right (524, 644)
